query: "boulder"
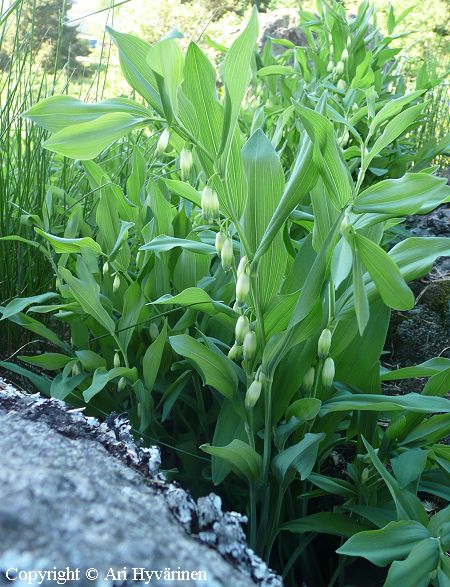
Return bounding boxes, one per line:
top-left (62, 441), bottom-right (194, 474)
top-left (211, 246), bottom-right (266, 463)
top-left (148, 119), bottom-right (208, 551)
top-left (0, 380), bottom-right (281, 587)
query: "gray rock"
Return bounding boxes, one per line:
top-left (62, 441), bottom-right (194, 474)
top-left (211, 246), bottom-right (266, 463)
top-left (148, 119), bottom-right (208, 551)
top-left (258, 9), bottom-right (307, 52)
top-left (0, 380), bottom-right (281, 587)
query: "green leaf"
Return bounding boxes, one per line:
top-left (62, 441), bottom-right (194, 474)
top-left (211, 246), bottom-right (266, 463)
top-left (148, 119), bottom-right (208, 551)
top-left (143, 323), bottom-right (167, 391)
top-left (381, 358), bottom-right (450, 381)
top-left (163, 179), bottom-right (201, 207)
top-left (272, 432), bottom-right (325, 485)
top-left (389, 237), bottom-right (450, 283)
top-left (0, 361), bottom-right (51, 395)
top-left (368, 90), bottom-right (424, 135)
top-left (284, 512), bottom-right (370, 538)
top-left (321, 391), bottom-right (450, 415)
top-left (59, 268), bottom-right (116, 334)
top-left (106, 27), bottom-right (162, 112)
top-left (391, 449), bottom-right (428, 490)
top-left (18, 353), bottom-right (73, 370)
top-left (140, 235), bottom-right (216, 255)
top-left (353, 173), bottom-right (449, 215)
top-left (210, 400), bottom-right (247, 485)
top-left (353, 252), bottom-right (370, 335)
top-left (286, 398), bottom-right (322, 422)
top-left (337, 520), bottom-right (430, 566)
top-left (0, 292), bottom-right (58, 320)
top-left (354, 231), bottom-right (414, 310)
top-left (169, 334), bottom-right (237, 399)
top-left (22, 95), bottom-right (150, 133)
top-left (83, 367), bottom-right (138, 402)
top-left (242, 129), bottom-right (286, 309)
top-left (118, 282), bottom-right (144, 353)
top-left (257, 65), bottom-right (295, 76)
top-left (43, 113), bottom-right (149, 160)
top-left (75, 350), bottom-right (107, 372)
top-left (34, 228), bottom-right (103, 255)
top-left (219, 6), bottom-right (258, 160)
top-left (0, 309), bottom-right (65, 348)
top-left (308, 473), bottom-right (356, 497)
top-left (384, 538), bottom-right (440, 587)
top-left (200, 439), bottom-right (262, 482)
top-left (153, 287), bottom-right (235, 317)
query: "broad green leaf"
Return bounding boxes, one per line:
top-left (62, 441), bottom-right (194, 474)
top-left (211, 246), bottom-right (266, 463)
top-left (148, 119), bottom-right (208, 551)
top-left (368, 90), bottom-right (424, 135)
top-left (384, 538), bottom-right (440, 587)
top-left (308, 473), bottom-right (356, 497)
top-left (22, 95), bottom-right (150, 133)
top-left (257, 65), bottom-right (295, 76)
top-left (59, 268), bottom-right (116, 334)
top-left (147, 37), bottom-right (184, 112)
top-left (242, 129), bottom-right (286, 309)
top-left (400, 414), bottom-right (450, 447)
top-left (284, 512), bottom-right (370, 538)
top-left (337, 520), bottom-right (430, 566)
top-left (200, 439), bottom-right (262, 482)
top-left (43, 113), bottom-right (149, 160)
top-left (0, 361), bottom-right (51, 395)
top-left (118, 282), bottom-right (145, 353)
top-left (164, 179), bottom-right (201, 207)
top-left (219, 6), bottom-right (258, 160)
top-left (143, 323), bottom-right (167, 391)
top-left (18, 353), bottom-right (73, 370)
top-left (353, 252), bottom-right (370, 335)
top-left (0, 309), bottom-right (65, 348)
top-left (272, 432), bottom-right (325, 485)
top-left (391, 449), bottom-right (428, 489)
top-left (0, 292), bottom-right (58, 320)
top-left (286, 399), bottom-right (322, 422)
top-left (75, 350), bottom-right (106, 371)
top-left (331, 237), bottom-right (353, 288)
top-left (381, 358), bottom-right (450, 381)
top-left (321, 391), bottom-right (450, 415)
top-left (363, 439), bottom-right (428, 525)
top-left (389, 237), bottom-right (450, 283)
top-left (106, 27), bottom-right (162, 112)
top-left (140, 235), bottom-right (216, 254)
top-left (34, 228), bottom-right (103, 255)
top-left (50, 371), bottom-right (90, 400)
top-left (211, 400), bottom-right (247, 485)
top-left (353, 173), bottom-right (449, 215)
top-left (153, 288), bottom-right (235, 317)
top-left (83, 367), bottom-right (138, 402)
top-left (169, 334), bottom-right (237, 399)
top-left (354, 231), bottom-right (414, 310)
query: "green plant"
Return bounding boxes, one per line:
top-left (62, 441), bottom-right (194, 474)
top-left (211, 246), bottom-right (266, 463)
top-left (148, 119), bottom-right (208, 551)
top-left (2, 2), bottom-right (450, 585)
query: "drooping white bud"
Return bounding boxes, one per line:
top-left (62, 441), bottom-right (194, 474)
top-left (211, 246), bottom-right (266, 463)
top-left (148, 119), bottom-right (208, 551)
top-left (221, 236), bottom-right (233, 272)
top-left (335, 60), bottom-right (345, 76)
top-left (235, 315), bottom-right (250, 345)
top-left (113, 274), bottom-right (121, 292)
top-left (341, 48), bottom-right (349, 62)
top-left (228, 342), bottom-right (243, 361)
top-left (237, 256), bottom-right (248, 277)
top-left (155, 128), bottom-right (170, 156)
top-left (215, 232), bottom-right (226, 256)
top-left (180, 148), bottom-right (193, 179)
top-left (327, 60), bottom-right (334, 73)
top-left (102, 261), bottom-right (109, 276)
top-left (114, 352), bottom-right (121, 368)
top-left (318, 328), bottom-right (332, 358)
top-left (337, 79), bottom-right (347, 92)
top-left (243, 330), bottom-right (257, 361)
top-left (117, 376), bottom-right (127, 392)
top-left (322, 357), bottom-right (335, 387)
top-left (303, 366), bottom-right (315, 391)
top-left (245, 379), bottom-right (262, 409)
top-left (236, 272), bottom-right (250, 306)
top-left (201, 185), bottom-right (220, 222)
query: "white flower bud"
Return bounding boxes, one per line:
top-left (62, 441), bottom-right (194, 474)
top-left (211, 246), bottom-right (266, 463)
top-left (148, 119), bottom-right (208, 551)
top-left (335, 60), bottom-right (345, 76)
top-left (113, 352), bottom-right (121, 368)
top-left (341, 48), bottom-right (349, 62)
top-left (228, 342), bottom-right (242, 361)
top-left (215, 232), bottom-right (226, 256)
top-left (318, 328), bottom-right (332, 358)
top-left (236, 272), bottom-right (250, 306)
top-left (235, 315), bottom-right (250, 345)
top-left (237, 256), bottom-right (248, 277)
top-left (327, 60), bottom-right (334, 73)
top-left (330, 44), bottom-right (334, 55)
top-left (243, 330), bottom-right (257, 361)
top-left (113, 274), bottom-right (121, 292)
top-left (71, 362), bottom-right (80, 377)
top-left (337, 79), bottom-right (347, 92)
top-left (221, 236), bottom-right (233, 272)
top-left (155, 127), bottom-right (170, 156)
top-left (117, 376), bottom-right (127, 392)
top-left (180, 148), bottom-right (193, 179)
top-left (322, 357), bottom-right (335, 387)
top-left (346, 36), bottom-right (351, 48)
top-left (201, 185), bottom-right (220, 222)
top-left (352, 102), bottom-right (358, 112)
top-left (102, 261), bottom-right (109, 276)
top-left (245, 379), bottom-right (262, 409)
top-left (303, 366), bottom-right (315, 391)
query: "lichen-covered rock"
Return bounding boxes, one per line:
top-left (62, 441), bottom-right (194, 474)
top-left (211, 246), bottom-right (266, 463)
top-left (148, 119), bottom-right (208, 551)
top-left (258, 9), bottom-right (307, 51)
top-left (0, 381), bottom-right (281, 587)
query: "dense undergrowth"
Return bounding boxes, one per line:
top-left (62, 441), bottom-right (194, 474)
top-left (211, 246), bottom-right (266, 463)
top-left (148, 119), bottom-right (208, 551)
top-left (1, 1), bottom-right (450, 585)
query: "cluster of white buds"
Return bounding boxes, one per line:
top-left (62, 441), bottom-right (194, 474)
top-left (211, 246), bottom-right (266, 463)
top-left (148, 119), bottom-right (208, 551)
top-left (220, 236), bottom-right (233, 272)
top-left (113, 274), bottom-right (121, 293)
top-left (180, 148), bottom-right (193, 179)
top-left (155, 128), bottom-right (170, 157)
top-left (201, 185), bottom-right (220, 223)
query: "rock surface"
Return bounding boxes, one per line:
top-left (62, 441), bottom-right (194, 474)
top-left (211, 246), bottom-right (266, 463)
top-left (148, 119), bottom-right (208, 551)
top-left (0, 380), bottom-right (281, 587)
